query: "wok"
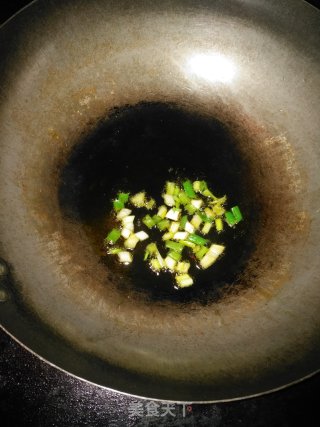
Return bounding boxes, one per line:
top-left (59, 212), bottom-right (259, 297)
top-left (0, 0), bottom-right (320, 402)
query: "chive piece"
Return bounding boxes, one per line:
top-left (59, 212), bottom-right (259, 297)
top-left (195, 246), bottom-right (209, 260)
top-left (105, 228), bottom-right (121, 245)
top-left (225, 211), bottom-right (237, 226)
top-left (165, 241), bottom-right (184, 253)
top-left (215, 218), bottom-right (224, 232)
top-left (118, 192), bottom-right (130, 203)
top-left (113, 199), bottom-right (124, 211)
top-left (143, 214), bottom-right (155, 229)
top-left (231, 205), bottom-right (243, 223)
top-left (157, 219), bottom-right (170, 231)
top-left (180, 215), bottom-right (188, 230)
top-left (187, 233), bottom-right (208, 246)
top-left (168, 251), bottom-right (182, 262)
top-left (183, 180), bottom-right (196, 198)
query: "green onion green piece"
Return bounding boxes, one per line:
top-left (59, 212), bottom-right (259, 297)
top-left (157, 219), bottom-right (170, 231)
top-left (215, 218), bottom-right (224, 232)
top-left (168, 251), bottom-right (182, 262)
top-left (185, 203), bottom-right (197, 215)
top-left (198, 212), bottom-right (213, 223)
top-left (176, 261), bottom-right (190, 274)
top-left (113, 199), bottom-right (124, 211)
top-left (178, 191), bottom-right (190, 205)
top-left (145, 198), bottom-right (156, 210)
top-left (180, 215), bottom-right (188, 230)
top-left (150, 258), bottom-right (162, 272)
top-left (211, 204), bottom-right (225, 217)
top-left (107, 247), bottom-right (122, 255)
top-left (144, 243), bottom-right (158, 261)
top-left (162, 232), bottom-right (173, 241)
top-left (105, 228), bottom-right (121, 245)
top-left (152, 214), bottom-right (162, 224)
top-left (231, 205), bottom-right (243, 223)
top-left (181, 240), bottom-right (196, 248)
top-left (130, 192), bottom-right (146, 207)
top-left (165, 240), bottom-right (184, 253)
top-left (187, 233), bottom-right (208, 246)
top-left (157, 205), bottom-right (168, 219)
top-left (202, 188), bottom-right (216, 199)
top-left (143, 214), bottom-right (155, 229)
top-left (195, 246), bottom-right (209, 260)
top-left (183, 180), bottom-right (196, 198)
top-left (118, 192), bottom-right (130, 204)
top-left (225, 211), bottom-right (237, 227)
top-left (176, 274), bottom-right (193, 288)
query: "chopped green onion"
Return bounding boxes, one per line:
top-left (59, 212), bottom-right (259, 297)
top-left (180, 215), bottom-right (188, 230)
top-left (173, 231), bottom-right (189, 241)
top-left (150, 258), bottom-right (162, 272)
top-left (122, 215), bottom-right (135, 225)
top-left (187, 233), bottom-right (208, 246)
top-left (105, 228), bottom-right (121, 245)
top-left (146, 243), bottom-right (158, 255)
top-left (165, 256), bottom-right (177, 271)
top-left (168, 251), bottom-right (182, 262)
top-left (183, 180), bottom-right (196, 198)
top-left (163, 194), bottom-right (175, 207)
top-left (202, 222), bottom-right (212, 235)
top-left (195, 246), bottom-right (209, 260)
top-left (152, 214), bottom-right (162, 224)
top-left (200, 244), bottom-right (225, 269)
top-left (130, 192), bottom-right (146, 207)
top-left (113, 199), bottom-right (124, 211)
top-left (178, 191), bottom-right (190, 205)
top-left (191, 199), bottom-right (203, 210)
top-left (118, 251), bottom-right (133, 264)
top-left (143, 214), bottom-right (155, 229)
top-left (157, 219), bottom-right (170, 231)
top-left (202, 188), bottom-right (216, 199)
top-left (166, 181), bottom-right (176, 196)
top-left (124, 234), bottom-right (139, 249)
top-left (198, 212), bottom-right (213, 223)
top-left (107, 247), bottom-right (122, 255)
top-left (184, 221), bottom-right (195, 233)
top-left (165, 241), bottom-right (184, 253)
top-left (145, 198), bottom-right (156, 210)
top-left (191, 214), bottom-right (203, 230)
top-left (231, 205), bottom-right (243, 223)
top-left (135, 231), bottom-right (149, 241)
top-left (121, 228), bottom-right (132, 239)
top-left (157, 205), bottom-right (168, 219)
top-left (215, 218), bottom-right (223, 232)
top-left (162, 231), bottom-right (174, 241)
top-left (211, 204), bottom-right (225, 217)
top-left (116, 208), bottom-right (132, 220)
top-left (181, 240), bottom-right (196, 248)
top-left (225, 211), bottom-right (237, 227)
top-left (176, 261), bottom-right (190, 274)
top-left (118, 192), bottom-right (130, 204)
top-left (185, 203), bottom-right (197, 215)
top-left (169, 222), bottom-right (180, 233)
top-left (166, 208), bottom-right (181, 221)
top-left (176, 274), bottom-right (193, 288)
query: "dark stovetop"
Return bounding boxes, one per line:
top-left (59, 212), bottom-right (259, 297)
top-left (1, 1), bottom-right (320, 426)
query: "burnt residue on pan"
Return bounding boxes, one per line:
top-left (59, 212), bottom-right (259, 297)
top-left (58, 101), bottom-right (307, 306)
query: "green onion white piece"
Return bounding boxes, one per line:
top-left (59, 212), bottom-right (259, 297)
top-left (202, 222), bottom-right (212, 235)
top-left (173, 231), bottom-right (189, 241)
top-left (175, 274), bottom-right (193, 288)
top-left (116, 208), bottom-right (132, 220)
top-left (184, 221), bottom-right (195, 233)
top-left (157, 205), bottom-right (168, 219)
top-left (169, 222), bottom-right (180, 233)
top-left (121, 228), bottom-right (132, 239)
top-left (118, 251), bottom-right (133, 264)
top-left (124, 234), bottom-right (140, 250)
top-left (191, 214), bottom-right (203, 230)
top-left (166, 208), bottom-right (181, 221)
top-left (163, 194), bottom-right (175, 207)
top-left (200, 244), bottom-right (225, 269)
top-left (135, 231), bottom-right (149, 241)
top-left (165, 256), bottom-right (177, 271)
